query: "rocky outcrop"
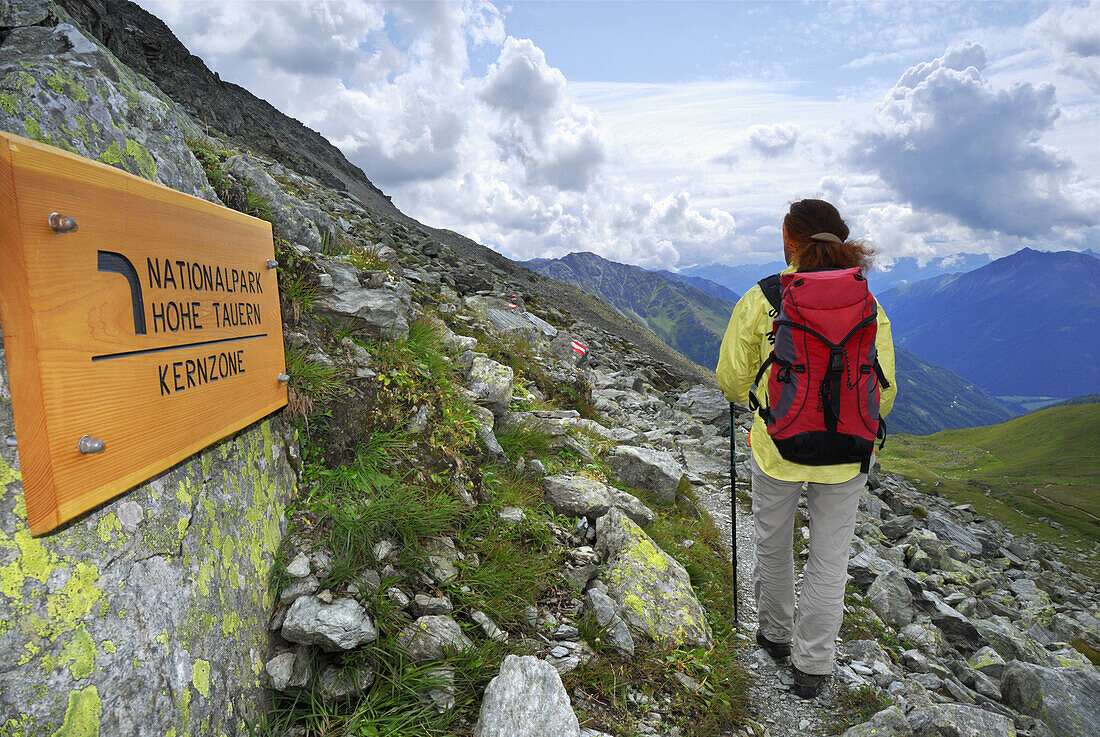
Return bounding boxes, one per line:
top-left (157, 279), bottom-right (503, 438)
top-left (0, 4), bottom-right (301, 733)
top-left (1001, 661), bottom-right (1100, 736)
top-left (596, 509), bottom-right (713, 650)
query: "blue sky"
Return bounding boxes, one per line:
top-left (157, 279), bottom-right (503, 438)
top-left (139, 0), bottom-right (1099, 271)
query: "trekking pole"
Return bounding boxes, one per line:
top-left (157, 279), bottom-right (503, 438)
top-left (729, 402), bottom-right (739, 626)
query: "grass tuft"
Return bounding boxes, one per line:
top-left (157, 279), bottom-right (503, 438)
top-left (824, 684), bottom-right (892, 734)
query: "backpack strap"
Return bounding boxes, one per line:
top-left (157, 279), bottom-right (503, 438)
top-left (758, 274), bottom-right (782, 315)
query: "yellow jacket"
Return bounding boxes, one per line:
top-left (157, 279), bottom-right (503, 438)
top-left (716, 266), bottom-right (897, 483)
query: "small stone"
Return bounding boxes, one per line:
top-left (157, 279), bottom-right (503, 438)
top-left (471, 610), bottom-right (509, 642)
top-left (499, 506), bottom-right (526, 524)
top-left (281, 597), bottom-right (377, 652)
top-left (409, 594), bottom-right (453, 618)
top-left (386, 587), bottom-right (411, 608)
top-left (286, 554), bottom-right (312, 576)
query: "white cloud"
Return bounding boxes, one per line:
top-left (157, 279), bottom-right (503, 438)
top-left (1031, 1), bottom-right (1100, 93)
top-left (850, 42), bottom-right (1093, 237)
top-left (748, 124), bottom-right (801, 158)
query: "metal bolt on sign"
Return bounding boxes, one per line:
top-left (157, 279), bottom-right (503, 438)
top-left (77, 435), bottom-right (105, 455)
top-left (277, 373), bottom-right (290, 384)
top-left (266, 259), bottom-right (278, 269)
top-left (48, 212), bottom-right (78, 233)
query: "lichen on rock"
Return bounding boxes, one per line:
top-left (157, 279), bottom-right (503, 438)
top-left (595, 509), bottom-right (712, 650)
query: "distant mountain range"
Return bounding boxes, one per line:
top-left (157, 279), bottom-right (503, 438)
top-left (521, 252), bottom-right (738, 368)
top-left (524, 250), bottom-right (1038, 435)
top-left (877, 248), bottom-right (1100, 397)
top-left (679, 253), bottom-right (995, 295)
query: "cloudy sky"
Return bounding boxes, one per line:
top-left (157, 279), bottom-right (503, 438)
top-left (138, 0), bottom-right (1099, 271)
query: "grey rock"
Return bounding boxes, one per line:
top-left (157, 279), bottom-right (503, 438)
top-left (315, 263), bottom-right (411, 340)
top-left (409, 594), bottom-right (453, 618)
top-left (468, 357), bottom-right (514, 416)
top-left (840, 705), bottom-right (911, 737)
top-left (608, 446), bottom-right (684, 503)
top-left (474, 655), bottom-right (581, 737)
top-left (426, 537), bottom-right (461, 584)
top-left (1001, 661), bottom-right (1100, 737)
top-left (900, 622), bottom-right (951, 658)
top-left (869, 569), bottom-right (917, 629)
top-left (674, 387), bottom-right (731, 434)
top-left (608, 488), bottom-right (656, 527)
top-left (281, 596), bottom-right (378, 652)
top-left (880, 515), bottom-right (918, 541)
top-left (286, 552), bottom-right (312, 578)
top-left (925, 513), bottom-right (984, 557)
top-left (974, 616), bottom-right (1059, 667)
top-left (596, 509), bottom-right (712, 650)
top-left (848, 548), bottom-right (896, 592)
top-left (279, 574), bottom-right (321, 605)
top-left (407, 405), bottom-right (432, 435)
top-left (420, 666), bottom-right (456, 714)
top-left (585, 588), bottom-right (635, 657)
top-left (398, 616), bottom-right (474, 662)
top-left (317, 662), bottom-right (375, 700)
top-left (499, 506), bottom-right (527, 524)
top-left (225, 155), bottom-right (335, 250)
top-left (917, 591), bottom-right (987, 654)
top-left (968, 646), bottom-right (1008, 680)
top-left (0, 22), bottom-right (214, 199)
top-left (386, 587), bottom-right (411, 608)
top-left (265, 651), bottom-right (310, 691)
top-left (929, 703), bottom-right (1016, 736)
top-left (542, 475), bottom-right (615, 519)
top-left (471, 610), bottom-right (509, 642)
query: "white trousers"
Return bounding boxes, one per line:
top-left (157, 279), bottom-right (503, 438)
top-left (749, 456), bottom-right (865, 675)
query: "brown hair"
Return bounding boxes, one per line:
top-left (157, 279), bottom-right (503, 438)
top-left (783, 199), bottom-right (874, 272)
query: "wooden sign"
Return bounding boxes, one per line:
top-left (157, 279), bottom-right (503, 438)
top-left (0, 132), bottom-right (287, 535)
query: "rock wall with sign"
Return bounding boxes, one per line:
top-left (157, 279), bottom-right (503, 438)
top-left (0, 2), bottom-right (299, 734)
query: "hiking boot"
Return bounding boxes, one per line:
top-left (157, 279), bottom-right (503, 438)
top-left (755, 632), bottom-right (791, 660)
top-left (792, 665), bottom-right (829, 699)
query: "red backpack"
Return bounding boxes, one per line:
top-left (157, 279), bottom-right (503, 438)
top-left (748, 268), bottom-right (889, 472)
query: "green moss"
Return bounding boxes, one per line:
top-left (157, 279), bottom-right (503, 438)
top-left (15, 71), bottom-right (36, 91)
top-left (0, 91), bottom-right (18, 115)
top-left (192, 659), bottom-right (211, 698)
top-left (99, 141), bottom-right (122, 165)
top-left (95, 514), bottom-right (120, 544)
top-left (101, 640), bottom-right (116, 655)
top-left (22, 117), bottom-right (44, 142)
top-left (51, 686), bottom-right (101, 737)
top-left (60, 624), bottom-right (96, 680)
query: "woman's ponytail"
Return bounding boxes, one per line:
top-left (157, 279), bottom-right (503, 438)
top-left (784, 199), bottom-right (874, 271)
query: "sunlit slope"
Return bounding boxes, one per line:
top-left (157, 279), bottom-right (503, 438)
top-left (880, 404), bottom-right (1100, 550)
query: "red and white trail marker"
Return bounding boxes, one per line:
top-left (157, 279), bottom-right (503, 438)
top-left (571, 339), bottom-right (587, 356)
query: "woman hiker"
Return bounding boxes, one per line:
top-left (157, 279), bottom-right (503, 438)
top-left (716, 198), bottom-right (897, 698)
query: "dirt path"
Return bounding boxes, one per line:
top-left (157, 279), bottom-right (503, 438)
top-left (696, 476), bottom-right (847, 737)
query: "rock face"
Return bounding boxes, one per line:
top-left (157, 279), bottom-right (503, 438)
top-left (0, 5), bottom-right (214, 199)
top-left (0, 394), bottom-right (296, 735)
top-left (0, 5), bottom-right (298, 733)
top-left (596, 509), bottom-right (712, 650)
top-left (1001, 661), bottom-right (1100, 736)
top-left (473, 655), bottom-right (581, 737)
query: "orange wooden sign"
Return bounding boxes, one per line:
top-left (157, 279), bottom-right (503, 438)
top-left (0, 132), bottom-right (287, 535)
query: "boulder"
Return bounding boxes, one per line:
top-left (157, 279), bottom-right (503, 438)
top-left (925, 513), bottom-right (984, 557)
top-left (585, 588), bottom-right (635, 657)
top-left (225, 154), bottom-right (335, 250)
top-left (929, 704), bottom-right (1017, 736)
top-left (315, 261), bottom-right (411, 340)
top-left (468, 357), bottom-right (514, 416)
top-left (1001, 661), bottom-right (1100, 737)
top-left (281, 596), bottom-right (378, 652)
top-left (839, 705), bottom-right (912, 737)
top-left (608, 446), bottom-right (684, 503)
top-left (596, 509), bottom-right (712, 650)
top-left (398, 616), bottom-right (474, 662)
top-left (473, 655), bottom-right (581, 737)
top-left (968, 646), bottom-right (1008, 680)
top-left (674, 386), bottom-right (731, 435)
top-left (542, 475), bottom-right (614, 519)
top-left (974, 616), bottom-right (1058, 667)
top-left (868, 569), bottom-right (916, 629)
top-left (425, 537), bottom-right (461, 584)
